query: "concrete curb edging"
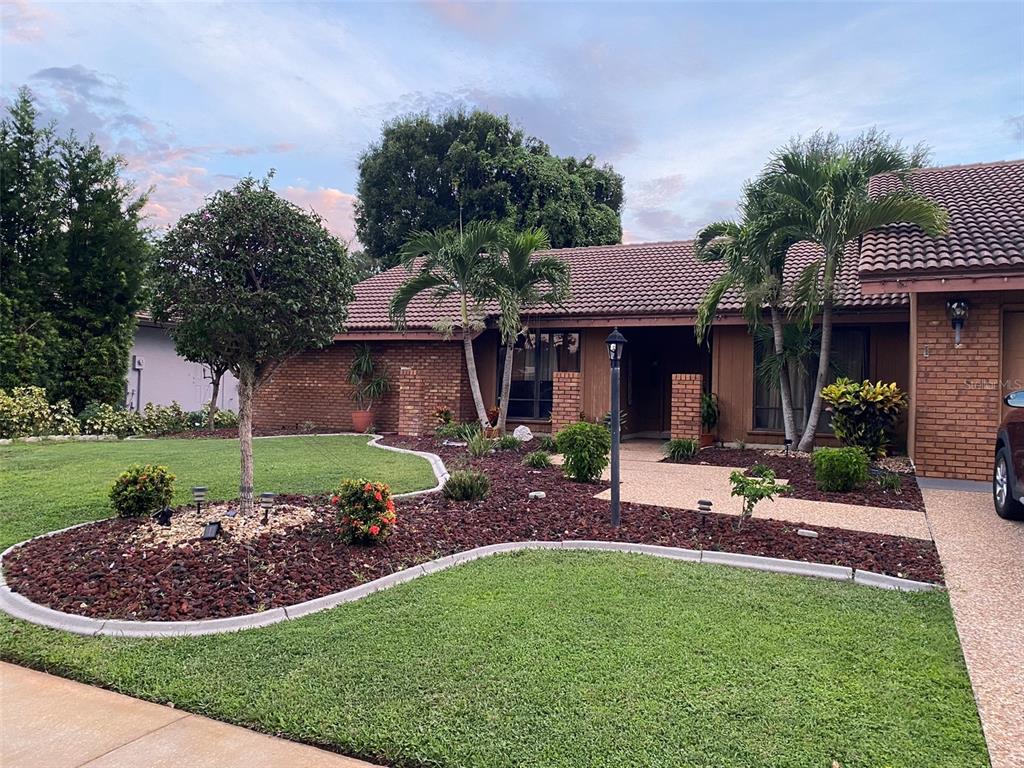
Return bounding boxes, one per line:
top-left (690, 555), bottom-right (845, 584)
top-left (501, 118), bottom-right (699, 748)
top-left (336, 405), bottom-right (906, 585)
top-left (0, 539), bottom-right (942, 638)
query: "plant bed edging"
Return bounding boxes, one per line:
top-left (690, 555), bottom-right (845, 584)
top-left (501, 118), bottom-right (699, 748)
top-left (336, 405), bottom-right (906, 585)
top-left (0, 540), bottom-right (942, 639)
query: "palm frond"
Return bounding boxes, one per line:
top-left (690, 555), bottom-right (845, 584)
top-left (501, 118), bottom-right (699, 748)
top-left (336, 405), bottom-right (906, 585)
top-left (848, 192), bottom-right (950, 238)
top-left (695, 273), bottom-right (734, 344)
top-left (388, 270), bottom-right (446, 328)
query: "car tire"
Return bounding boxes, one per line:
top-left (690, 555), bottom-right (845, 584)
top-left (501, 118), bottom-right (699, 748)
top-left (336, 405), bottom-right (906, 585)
top-left (994, 448), bottom-right (1024, 520)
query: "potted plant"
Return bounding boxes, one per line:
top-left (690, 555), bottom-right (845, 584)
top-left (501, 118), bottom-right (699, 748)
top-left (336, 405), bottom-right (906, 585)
top-left (700, 392), bottom-right (719, 448)
top-left (349, 343), bottom-right (391, 433)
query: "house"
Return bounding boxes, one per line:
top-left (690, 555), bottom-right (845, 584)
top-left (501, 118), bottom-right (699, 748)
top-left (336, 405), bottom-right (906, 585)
top-left (126, 314), bottom-right (239, 413)
top-left (254, 159), bottom-right (1023, 482)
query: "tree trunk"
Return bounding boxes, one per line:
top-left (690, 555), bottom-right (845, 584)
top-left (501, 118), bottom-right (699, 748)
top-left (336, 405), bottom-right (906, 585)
top-left (496, 337), bottom-right (516, 433)
top-left (463, 328), bottom-right (490, 429)
top-left (207, 372), bottom-right (221, 431)
top-left (797, 298), bottom-right (833, 452)
top-left (769, 307), bottom-right (798, 444)
top-left (237, 362), bottom-right (255, 514)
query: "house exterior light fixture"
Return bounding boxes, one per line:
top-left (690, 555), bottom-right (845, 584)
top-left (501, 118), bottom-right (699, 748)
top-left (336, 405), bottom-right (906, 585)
top-left (605, 328), bottom-right (627, 527)
top-left (946, 299), bottom-right (969, 347)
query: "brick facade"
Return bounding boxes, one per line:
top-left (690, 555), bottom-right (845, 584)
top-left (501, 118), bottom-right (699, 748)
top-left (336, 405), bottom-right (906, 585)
top-left (670, 373), bottom-right (703, 441)
top-left (551, 371), bottom-right (583, 435)
top-left (911, 293), bottom-right (1004, 481)
top-left (254, 341), bottom-right (471, 434)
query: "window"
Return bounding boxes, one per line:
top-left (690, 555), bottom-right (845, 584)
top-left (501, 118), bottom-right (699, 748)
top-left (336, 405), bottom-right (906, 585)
top-left (753, 328), bottom-right (868, 432)
top-left (499, 331), bottom-right (581, 419)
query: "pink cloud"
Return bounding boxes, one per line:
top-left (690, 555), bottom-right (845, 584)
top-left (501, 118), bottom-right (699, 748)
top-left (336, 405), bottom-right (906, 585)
top-left (424, 1), bottom-right (513, 36)
top-left (280, 185), bottom-right (360, 247)
top-left (2, 0), bottom-right (56, 43)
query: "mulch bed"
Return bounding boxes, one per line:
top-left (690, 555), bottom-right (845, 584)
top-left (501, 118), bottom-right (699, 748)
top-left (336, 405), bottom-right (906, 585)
top-left (3, 438), bottom-right (941, 622)
top-left (665, 447), bottom-right (925, 512)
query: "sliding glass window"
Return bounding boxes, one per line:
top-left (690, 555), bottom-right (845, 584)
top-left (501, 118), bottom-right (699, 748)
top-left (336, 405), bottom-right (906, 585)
top-left (499, 331), bottom-right (581, 419)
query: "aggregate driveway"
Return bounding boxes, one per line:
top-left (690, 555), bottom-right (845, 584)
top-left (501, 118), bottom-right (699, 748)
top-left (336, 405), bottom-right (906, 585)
top-left (923, 487), bottom-right (1024, 768)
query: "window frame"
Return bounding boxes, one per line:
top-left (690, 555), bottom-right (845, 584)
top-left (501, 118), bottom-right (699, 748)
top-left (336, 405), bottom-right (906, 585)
top-left (497, 329), bottom-right (581, 420)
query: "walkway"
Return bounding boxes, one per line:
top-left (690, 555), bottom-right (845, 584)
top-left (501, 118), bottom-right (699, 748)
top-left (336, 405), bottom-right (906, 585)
top-left (593, 441), bottom-right (931, 539)
top-left (0, 662), bottom-right (377, 768)
top-left (923, 487), bottom-right (1024, 768)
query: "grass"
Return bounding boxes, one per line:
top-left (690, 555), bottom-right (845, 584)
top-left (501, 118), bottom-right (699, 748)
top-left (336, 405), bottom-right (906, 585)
top-left (0, 435), bottom-right (438, 550)
top-left (0, 550), bottom-right (987, 768)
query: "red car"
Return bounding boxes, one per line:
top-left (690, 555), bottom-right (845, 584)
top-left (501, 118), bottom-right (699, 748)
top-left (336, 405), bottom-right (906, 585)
top-left (994, 390), bottom-right (1024, 520)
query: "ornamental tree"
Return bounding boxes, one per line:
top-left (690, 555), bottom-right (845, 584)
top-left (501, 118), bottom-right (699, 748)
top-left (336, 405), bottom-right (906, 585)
top-left (153, 176), bottom-right (354, 513)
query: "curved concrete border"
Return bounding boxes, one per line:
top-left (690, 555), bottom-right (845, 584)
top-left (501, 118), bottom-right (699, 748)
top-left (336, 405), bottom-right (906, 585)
top-left (0, 538), bottom-right (941, 638)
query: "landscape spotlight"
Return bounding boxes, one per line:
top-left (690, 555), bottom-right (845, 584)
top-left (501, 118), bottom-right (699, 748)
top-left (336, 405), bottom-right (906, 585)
top-left (192, 486), bottom-right (208, 513)
top-left (260, 492), bottom-right (275, 525)
top-left (153, 507), bottom-right (173, 527)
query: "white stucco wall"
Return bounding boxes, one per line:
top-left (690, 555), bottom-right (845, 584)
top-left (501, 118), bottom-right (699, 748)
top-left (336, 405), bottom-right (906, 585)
top-left (126, 325), bottom-right (239, 412)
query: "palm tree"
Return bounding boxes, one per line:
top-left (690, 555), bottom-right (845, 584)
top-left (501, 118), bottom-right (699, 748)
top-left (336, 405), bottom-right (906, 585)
top-left (695, 182), bottom-right (802, 443)
top-left (390, 221), bottom-right (502, 428)
top-left (487, 228), bottom-right (571, 433)
top-left (763, 129), bottom-right (949, 451)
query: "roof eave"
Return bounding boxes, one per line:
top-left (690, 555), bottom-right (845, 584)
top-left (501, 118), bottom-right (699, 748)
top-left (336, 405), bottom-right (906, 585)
top-left (860, 271), bottom-right (1024, 294)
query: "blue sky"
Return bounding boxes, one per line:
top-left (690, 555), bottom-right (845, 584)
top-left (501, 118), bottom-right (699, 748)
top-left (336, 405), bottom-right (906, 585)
top-left (3, 1), bottom-right (1022, 248)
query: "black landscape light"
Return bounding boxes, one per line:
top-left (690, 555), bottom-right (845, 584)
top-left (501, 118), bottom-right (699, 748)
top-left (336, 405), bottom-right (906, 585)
top-left (605, 328), bottom-right (627, 527)
top-left (192, 486), bottom-right (208, 513)
top-left (260, 492), bottom-right (275, 525)
top-left (946, 299), bottom-right (969, 347)
top-left (783, 438), bottom-right (793, 457)
top-left (201, 521), bottom-right (221, 540)
top-left (153, 507), bottom-right (173, 526)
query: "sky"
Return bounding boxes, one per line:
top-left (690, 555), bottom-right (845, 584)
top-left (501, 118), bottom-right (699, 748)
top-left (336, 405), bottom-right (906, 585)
top-left (2, 0), bottom-right (1022, 249)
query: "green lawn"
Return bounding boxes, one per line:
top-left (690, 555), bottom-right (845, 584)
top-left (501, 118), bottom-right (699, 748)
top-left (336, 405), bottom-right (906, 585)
top-left (1, 550), bottom-right (986, 768)
top-left (0, 435), bottom-right (437, 550)
top-left (0, 438), bottom-right (988, 766)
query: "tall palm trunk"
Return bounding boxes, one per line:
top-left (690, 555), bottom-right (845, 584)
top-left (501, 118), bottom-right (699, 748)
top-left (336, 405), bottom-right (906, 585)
top-left (769, 307), bottom-right (798, 444)
top-left (797, 297), bottom-right (833, 452)
top-left (496, 337), bottom-right (516, 433)
top-left (460, 296), bottom-right (490, 428)
top-left (237, 361), bottom-right (256, 513)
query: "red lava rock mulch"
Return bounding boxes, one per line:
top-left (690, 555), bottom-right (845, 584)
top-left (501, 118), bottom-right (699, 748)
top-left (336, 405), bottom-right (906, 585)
top-left (665, 447), bottom-right (925, 512)
top-left (3, 438), bottom-right (941, 622)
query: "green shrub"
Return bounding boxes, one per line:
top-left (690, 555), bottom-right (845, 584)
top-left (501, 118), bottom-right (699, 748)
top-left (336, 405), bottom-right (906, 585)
top-left (79, 402), bottom-right (144, 438)
top-left (442, 469), bottom-right (490, 501)
top-left (329, 479), bottom-right (396, 545)
top-left (141, 402), bottom-right (188, 434)
top-left (495, 434), bottom-right (521, 451)
top-left (820, 378), bottom-right (908, 459)
top-left (663, 438), bottom-right (698, 462)
top-left (523, 450), bottom-right (552, 468)
top-left (701, 392), bottom-right (720, 432)
top-left (467, 432), bottom-right (493, 457)
top-left (556, 421), bottom-right (611, 483)
top-left (729, 466), bottom-right (787, 528)
top-left (0, 386), bottom-right (80, 438)
top-left (877, 470), bottom-right (902, 493)
top-left (109, 464), bottom-right (176, 518)
top-left (537, 435), bottom-right (557, 453)
top-left (812, 447), bottom-right (870, 492)
top-left (185, 405), bottom-right (239, 430)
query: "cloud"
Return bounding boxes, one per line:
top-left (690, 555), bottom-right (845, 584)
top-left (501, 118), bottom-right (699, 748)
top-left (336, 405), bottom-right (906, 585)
top-left (1007, 115), bottom-right (1024, 144)
top-left (1, 0), bottom-right (56, 43)
top-left (423, 1), bottom-right (516, 37)
top-left (280, 186), bottom-right (359, 246)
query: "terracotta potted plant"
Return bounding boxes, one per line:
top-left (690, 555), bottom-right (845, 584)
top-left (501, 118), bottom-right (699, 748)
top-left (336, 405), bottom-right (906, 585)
top-left (700, 392), bottom-right (719, 448)
top-left (485, 407), bottom-right (501, 437)
top-left (349, 343), bottom-right (390, 433)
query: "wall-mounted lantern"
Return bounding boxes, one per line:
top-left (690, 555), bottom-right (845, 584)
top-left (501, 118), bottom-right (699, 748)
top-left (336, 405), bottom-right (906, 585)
top-left (946, 299), bottom-right (969, 347)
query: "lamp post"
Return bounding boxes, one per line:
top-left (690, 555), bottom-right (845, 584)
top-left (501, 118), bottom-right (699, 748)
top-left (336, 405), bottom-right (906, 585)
top-left (605, 328), bottom-right (627, 527)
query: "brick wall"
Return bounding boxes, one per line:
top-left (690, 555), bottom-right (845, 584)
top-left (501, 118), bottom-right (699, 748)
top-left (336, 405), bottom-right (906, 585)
top-left (670, 373), bottom-right (703, 441)
top-left (551, 371), bottom-right (583, 435)
top-left (254, 340), bottom-right (470, 433)
top-left (912, 293), bottom-right (1002, 481)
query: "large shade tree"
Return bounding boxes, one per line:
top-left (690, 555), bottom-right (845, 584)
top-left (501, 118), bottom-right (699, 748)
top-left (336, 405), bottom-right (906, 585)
top-left (762, 130), bottom-right (948, 451)
top-left (487, 228), bottom-right (571, 433)
top-left (356, 110), bottom-right (623, 270)
top-left (389, 221), bottom-right (502, 428)
top-left (153, 176), bottom-right (354, 512)
top-left (0, 87), bottom-right (149, 410)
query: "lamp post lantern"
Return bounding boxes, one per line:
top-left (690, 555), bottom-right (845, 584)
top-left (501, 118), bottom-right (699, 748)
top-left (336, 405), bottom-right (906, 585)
top-left (605, 328), bottom-right (627, 527)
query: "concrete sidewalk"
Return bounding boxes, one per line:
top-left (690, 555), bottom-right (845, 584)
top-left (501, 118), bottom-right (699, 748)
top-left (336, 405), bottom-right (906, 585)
top-left (0, 662), bottom-right (378, 768)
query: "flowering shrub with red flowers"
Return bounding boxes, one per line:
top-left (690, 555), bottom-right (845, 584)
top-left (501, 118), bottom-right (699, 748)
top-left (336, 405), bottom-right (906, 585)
top-left (330, 479), bottom-right (396, 545)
